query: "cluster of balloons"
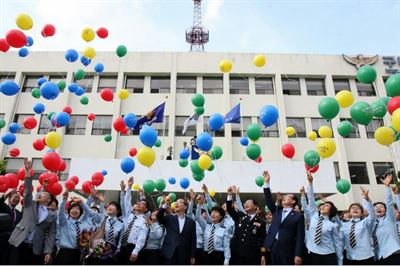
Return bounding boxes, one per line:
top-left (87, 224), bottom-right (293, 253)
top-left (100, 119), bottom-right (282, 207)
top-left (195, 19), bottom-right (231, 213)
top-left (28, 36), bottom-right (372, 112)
top-left (192, 94), bottom-right (205, 115)
top-left (65, 175), bottom-right (79, 191)
top-left (137, 125), bottom-right (158, 167)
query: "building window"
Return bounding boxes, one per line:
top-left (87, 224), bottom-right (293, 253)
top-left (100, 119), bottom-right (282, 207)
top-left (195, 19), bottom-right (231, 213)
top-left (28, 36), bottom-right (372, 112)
top-left (58, 158), bottom-right (71, 181)
top-left (204, 116), bottom-right (224, 137)
top-left (49, 75), bottom-right (65, 83)
top-left (31, 158), bottom-right (47, 180)
top-left (231, 117), bottom-right (251, 137)
top-left (13, 114), bottom-right (32, 134)
top-left (22, 75), bottom-right (43, 92)
top-left (203, 77), bottom-right (223, 94)
top-left (333, 79), bottom-right (350, 94)
top-left (306, 78), bottom-right (326, 96)
top-left (4, 158), bottom-right (25, 174)
top-left (333, 162), bottom-right (340, 182)
top-left (286, 117), bottom-right (306, 137)
top-left (311, 118), bottom-right (333, 138)
top-left (255, 77), bottom-right (274, 95)
top-left (356, 80), bottom-right (376, 96)
top-left (38, 114), bottom-right (55, 135)
top-left (76, 75), bottom-right (94, 93)
top-left (348, 162), bottom-right (369, 184)
top-left (340, 118), bottom-right (359, 138)
top-left (257, 118), bottom-right (279, 137)
top-left (150, 76), bottom-right (170, 93)
top-left (0, 75), bottom-right (15, 83)
top-left (177, 77), bottom-right (197, 94)
top-left (152, 116), bottom-right (169, 136)
top-left (98, 76), bottom-right (117, 92)
top-left (373, 162), bottom-right (397, 184)
top-left (65, 115), bottom-right (86, 135)
top-left (282, 77), bottom-right (301, 95)
top-left (229, 77), bottom-right (249, 94)
top-left (125, 76), bottom-right (144, 93)
top-left (91, 115), bottom-right (112, 135)
top-left (175, 116), bottom-right (196, 137)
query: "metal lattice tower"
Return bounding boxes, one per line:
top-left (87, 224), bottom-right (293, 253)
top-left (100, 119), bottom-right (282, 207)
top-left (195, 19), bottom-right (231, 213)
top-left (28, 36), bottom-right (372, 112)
top-left (185, 0), bottom-right (209, 52)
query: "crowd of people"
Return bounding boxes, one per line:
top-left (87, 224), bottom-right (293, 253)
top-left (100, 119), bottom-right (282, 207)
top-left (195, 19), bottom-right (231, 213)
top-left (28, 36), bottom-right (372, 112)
top-left (1, 158), bottom-right (400, 265)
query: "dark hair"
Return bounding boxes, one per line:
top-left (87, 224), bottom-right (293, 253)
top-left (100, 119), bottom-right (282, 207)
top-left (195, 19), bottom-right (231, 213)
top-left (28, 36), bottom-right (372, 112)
top-left (348, 203), bottom-right (364, 215)
top-left (108, 201), bottom-right (122, 217)
top-left (211, 206), bottom-right (225, 222)
top-left (324, 201), bottom-right (338, 219)
top-left (373, 201), bottom-right (387, 211)
top-left (90, 205), bottom-right (100, 212)
top-left (68, 202), bottom-right (83, 218)
top-left (7, 190), bottom-right (19, 199)
top-left (201, 209), bottom-right (206, 214)
top-left (138, 199), bottom-right (149, 212)
top-left (49, 194), bottom-right (58, 207)
top-left (245, 198), bottom-right (258, 207)
top-left (291, 195), bottom-right (299, 208)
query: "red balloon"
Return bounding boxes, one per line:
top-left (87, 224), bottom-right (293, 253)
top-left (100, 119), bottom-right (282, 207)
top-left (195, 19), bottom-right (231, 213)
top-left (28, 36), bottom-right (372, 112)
top-left (33, 138), bottom-right (46, 151)
top-left (5, 173), bottom-right (19, 189)
top-left (20, 198), bottom-right (24, 206)
top-left (387, 96), bottom-right (400, 115)
top-left (305, 164), bottom-right (319, 173)
top-left (42, 24), bottom-right (56, 37)
top-left (281, 143), bottom-right (295, 159)
top-left (255, 156), bottom-right (263, 163)
top-left (17, 166), bottom-right (34, 180)
top-left (88, 113), bottom-right (96, 121)
top-left (23, 116), bottom-right (37, 130)
top-left (91, 172), bottom-right (104, 186)
top-left (96, 27), bottom-right (109, 38)
top-left (129, 147), bottom-right (137, 157)
top-left (48, 182), bottom-right (62, 196)
top-left (0, 38), bottom-right (10, 52)
top-left (18, 184), bottom-right (24, 195)
top-left (9, 147), bottom-right (20, 157)
top-left (70, 175), bottom-right (79, 185)
top-left (113, 117), bottom-right (126, 132)
top-left (39, 172), bottom-right (49, 185)
top-left (5, 29), bottom-right (27, 48)
top-left (120, 127), bottom-right (128, 135)
top-left (48, 173), bottom-right (59, 185)
top-left (62, 106), bottom-right (72, 115)
top-left (58, 159), bottom-right (67, 172)
top-left (65, 179), bottom-right (76, 191)
top-left (0, 175), bottom-right (10, 192)
top-left (82, 180), bottom-right (94, 194)
top-left (42, 152), bottom-right (61, 172)
top-left (100, 88), bottom-right (114, 102)
top-left (36, 184), bottom-right (42, 192)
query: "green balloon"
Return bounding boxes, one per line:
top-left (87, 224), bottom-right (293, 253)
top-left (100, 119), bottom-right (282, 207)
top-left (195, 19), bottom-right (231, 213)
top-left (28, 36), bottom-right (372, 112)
top-left (357, 65), bottom-right (377, 84)
top-left (381, 97), bottom-right (391, 106)
top-left (155, 178), bottom-right (166, 192)
top-left (80, 96), bottom-right (89, 105)
top-left (47, 111), bottom-right (55, 120)
top-left (389, 126), bottom-right (400, 141)
top-left (246, 143), bottom-right (261, 160)
top-left (255, 176), bottom-right (264, 187)
top-left (190, 160), bottom-right (204, 175)
top-left (57, 80), bottom-right (66, 91)
top-left (385, 73), bottom-right (400, 97)
top-left (337, 120), bottom-right (353, 137)
top-left (157, 195), bottom-right (163, 206)
top-left (191, 93), bottom-right (205, 107)
top-left (304, 150), bottom-right (320, 167)
top-left (143, 180), bottom-right (155, 194)
top-left (336, 179), bottom-right (351, 194)
top-left (210, 146), bottom-right (223, 160)
top-left (155, 139), bottom-right (161, 147)
top-left (116, 45), bottom-right (127, 57)
top-left (179, 159), bottom-right (188, 168)
top-left (208, 163), bottom-right (215, 171)
top-left (193, 172), bottom-right (204, 182)
top-left (0, 119), bottom-right (6, 129)
top-left (350, 102), bottom-right (373, 125)
top-left (371, 99), bottom-right (387, 118)
top-left (31, 88), bottom-right (41, 98)
top-left (104, 134), bottom-right (112, 142)
top-left (168, 192), bottom-right (177, 202)
top-left (318, 97), bottom-right (340, 120)
top-left (247, 123), bottom-right (261, 141)
top-left (194, 106), bottom-right (204, 115)
top-left (74, 69), bottom-right (85, 80)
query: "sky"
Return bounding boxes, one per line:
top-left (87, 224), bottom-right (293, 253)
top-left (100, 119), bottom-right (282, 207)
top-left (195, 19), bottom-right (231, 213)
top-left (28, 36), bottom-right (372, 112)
top-left (0, 0), bottom-right (399, 55)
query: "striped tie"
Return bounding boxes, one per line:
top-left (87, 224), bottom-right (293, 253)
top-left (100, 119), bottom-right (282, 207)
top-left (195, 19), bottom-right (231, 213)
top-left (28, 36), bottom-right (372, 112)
top-left (121, 215), bottom-right (136, 247)
top-left (372, 218), bottom-right (380, 251)
top-left (75, 221), bottom-right (81, 247)
top-left (349, 220), bottom-right (357, 248)
top-left (91, 217), bottom-right (97, 228)
top-left (108, 218), bottom-right (115, 244)
top-left (397, 223), bottom-right (400, 238)
top-left (207, 225), bottom-right (215, 254)
top-left (314, 215), bottom-right (323, 245)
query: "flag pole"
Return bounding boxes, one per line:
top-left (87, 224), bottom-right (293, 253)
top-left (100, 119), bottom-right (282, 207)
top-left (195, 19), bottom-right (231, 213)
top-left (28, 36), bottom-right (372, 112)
top-left (161, 96), bottom-right (168, 160)
top-left (239, 98), bottom-right (243, 136)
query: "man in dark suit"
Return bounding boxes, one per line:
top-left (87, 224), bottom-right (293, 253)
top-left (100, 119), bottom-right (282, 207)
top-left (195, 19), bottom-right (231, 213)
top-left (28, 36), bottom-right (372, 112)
top-left (263, 170), bottom-right (305, 265)
top-left (157, 196), bottom-right (196, 265)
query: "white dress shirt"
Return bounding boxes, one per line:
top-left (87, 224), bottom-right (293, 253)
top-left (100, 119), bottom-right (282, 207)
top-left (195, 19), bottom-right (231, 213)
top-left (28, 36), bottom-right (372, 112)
top-left (178, 214), bottom-right (186, 233)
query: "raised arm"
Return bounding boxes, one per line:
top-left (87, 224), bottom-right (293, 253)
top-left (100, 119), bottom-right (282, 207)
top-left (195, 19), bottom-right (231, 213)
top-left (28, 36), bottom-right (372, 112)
top-left (80, 195), bottom-right (94, 222)
top-left (233, 186), bottom-right (245, 214)
top-left (131, 224), bottom-right (149, 256)
top-left (226, 186), bottom-right (240, 222)
top-left (23, 159), bottom-right (33, 207)
top-left (382, 174), bottom-right (396, 222)
top-left (187, 189), bottom-right (196, 219)
top-left (196, 203), bottom-right (207, 230)
top-left (123, 177), bottom-right (133, 219)
top-left (331, 224), bottom-right (343, 265)
top-left (58, 192), bottom-right (68, 226)
top-left (262, 170), bottom-right (276, 214)
top-left (306, 172), bottom-right (318, 216)
top-left (300, 187), bottom-right (310, 223)
top-left (203, 184), bottom-right (214, 212)
top-left (157, 196), bottom-right (170, 226)
top-left (394, 186), bottom-right (400, 214)
top-left (223, 229), bottom-right (231, 265)
top-left (360, 187), bottom-right (375, 229)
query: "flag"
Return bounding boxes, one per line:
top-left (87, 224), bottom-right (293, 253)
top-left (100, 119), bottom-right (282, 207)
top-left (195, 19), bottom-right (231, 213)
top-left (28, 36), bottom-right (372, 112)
top-left (182, 114), bottom-right (201, 135)
top-left (224, 103), bottom-right (240, 123)
top-left (134, 102), bottom-right (166, 130)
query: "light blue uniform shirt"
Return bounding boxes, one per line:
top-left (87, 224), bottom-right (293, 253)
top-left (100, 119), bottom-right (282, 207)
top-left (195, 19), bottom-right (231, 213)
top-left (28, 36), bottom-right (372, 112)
top-left (80, 196), bottom-right (104, 231)
top-left (187, 200), bottom-right (205, 248)
top-left (373, 186), bottom-right (400, 260)
top-left (339, 199), bottom-right (375, 261)
top-left (105, 216), bottom-right (124, 248)
top-left (305, 184), bottom-right (343, 265)
top-left (395, 194), bottom-right (400, 240)
top-left (144, 222), bottom-right (165, 250)
top-left (223, 215), bottom-right (235, 236)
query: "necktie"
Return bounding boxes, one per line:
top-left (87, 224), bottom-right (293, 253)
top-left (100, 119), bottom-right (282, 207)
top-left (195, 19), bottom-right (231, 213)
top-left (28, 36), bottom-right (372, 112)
top-left (397, 223), bottom-right (400, 238)
top-left (121, 215), bottom-right (136, 246)
top-left (372, 218), bottom-right (380, 250)
top-left (75, 221), bottom-right (81, 247)
top-left (91, 217), bottom-right (97, 228)
top-left (109, 218), bottom-right (115, 244)
top-left (314, 215), bottom-right (324, 245)
top-left (11, 208), bottom-right (16, 224)
top-left (349, 220), bottom-right (357, 248)
top-left (208, 225), bottom-right (216, 254)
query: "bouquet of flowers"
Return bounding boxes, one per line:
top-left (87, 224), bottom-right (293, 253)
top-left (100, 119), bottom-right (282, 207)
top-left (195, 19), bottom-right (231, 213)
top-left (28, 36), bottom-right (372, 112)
top-left (89, 239), bottom-right (117, 259)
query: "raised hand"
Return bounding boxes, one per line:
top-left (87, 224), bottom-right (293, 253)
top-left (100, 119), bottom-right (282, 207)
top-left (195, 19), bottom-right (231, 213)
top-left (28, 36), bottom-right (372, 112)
top-left (189, 189), bottom-right (196, 201)
top-left (392, 186), bottom-right (399, 195)
top-left (306, 171), bottom-right (313, 184)
top-left (231, 185), bottom-right (238, 195)
top-left (381, 174), bottom-right (392, 187)
top-left (24, 158), bottom-right (32, 171)
top-left (263, 170), bottom-right (270, 183)
top-left (360, 187), bottom-right (370, 200)
top-left (300, 186), bottom-right (305, 196)
top-left (197, 194), bottom-right (205, 205)
top-left (227, 186), bottom-right (233, 196)
top-left (96, 191), bottom-right (105, 203)
top-left (202, 183), bottom-right (208, 193)
top-left (62, 190), bottom-right (69, 200)
top-left (276, 192), bottom-right (282, 203)
top-left (127, 176), bottom-right (134, 187)
top-left (120, 180), bottom-right (126, 192)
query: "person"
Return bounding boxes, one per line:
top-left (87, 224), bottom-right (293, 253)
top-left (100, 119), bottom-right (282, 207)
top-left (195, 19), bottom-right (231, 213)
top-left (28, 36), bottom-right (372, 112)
top-left (263, 170), bottom-right (305, 265)
top-left (166, 146), bottom-right (173, 160)
top-left (190, 137), bottom-right (200, 160)
top-left (264, 209), bottom-right (273, 265)
top-left (81, 190), bottom-right (105, 231)
top-left (394, 186), bottom-right (400, 240)
top-left (372, 174), bottom-right (400, 264)
top-left (157, 196), bottom-right (196, 265)
top-left (304, 171), bottom-right (342, 265)
top-left (339, 186), bottom-right (375, 264)
top-left (226, 185), bottom-right (266, 265)
top-left (8, 158), bottom-right (57, 265)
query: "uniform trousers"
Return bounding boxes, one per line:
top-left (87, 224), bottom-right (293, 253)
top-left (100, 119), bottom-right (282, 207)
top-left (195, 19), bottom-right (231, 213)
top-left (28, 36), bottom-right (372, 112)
top-left (8, 242), bottom-right (43, 265)
top-left (117, 243), bottom-right (135, 264)
top-left (204, 250), bottom-right (224, 265)
top-left (347, 256), bottom-right (375, 265)
top-left (137, 249), bottom-right (163, 265)
top-left (308, 252), bottom-right (337, 265)
top-left (378, 253), bottom-right (400, 265)
top-left (53, 248), bottom-right (81, 265)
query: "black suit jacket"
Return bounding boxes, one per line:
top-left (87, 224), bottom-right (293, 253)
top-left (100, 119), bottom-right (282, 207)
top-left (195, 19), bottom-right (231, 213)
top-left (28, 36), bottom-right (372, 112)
top-left (263, 187), bottom-right (305, 258)
top-left (157, 208), bottom-right (196, 262)
top-left (0, 195), bottom-right (22, 235)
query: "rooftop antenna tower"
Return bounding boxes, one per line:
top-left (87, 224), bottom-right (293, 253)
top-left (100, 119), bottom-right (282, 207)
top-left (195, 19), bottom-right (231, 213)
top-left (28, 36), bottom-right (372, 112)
top-left (185, 0), bottom-right (209, 52)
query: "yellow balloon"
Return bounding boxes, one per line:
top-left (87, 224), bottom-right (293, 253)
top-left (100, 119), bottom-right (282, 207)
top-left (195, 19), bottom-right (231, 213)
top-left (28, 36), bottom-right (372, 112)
top-left (318, 126), bottom-right (333, 138)
top-left (83, 47), bottom-right (96, 59)
top-left (16, 14), bottom-right (33, 30)
top-left (374, 126), bottom-right (395, 146)
top-left (45, 131), bottom-right (62, 149)
top-left (308, 131), bottom-right (318, 141)
top-left (316, 138), bottom-right (336, 158)
top-left (286, 126), bottom-right (296, 136)
top-left (219, 59), bottom-right (232, 73)
top-left (253, 54), bottom-right (266, 67)
top-left (81, 27), bottom-right (95, 42)
top-left (391, 109), bottom-right (400, 132)
top-left (171, 202), bottom-right (176, 209)
top-left (132, 183), bottom-right (140, 190)
top-left (198, 154), bottom-right (212, 170)
top-left (118, 89), bottom-right (129, 100)
top-left (137, 147), bottom-right (156, 167)
top-left (209, 189), bottom-right (216, 198)
top-left (335, 90), bottom-right (354, 108)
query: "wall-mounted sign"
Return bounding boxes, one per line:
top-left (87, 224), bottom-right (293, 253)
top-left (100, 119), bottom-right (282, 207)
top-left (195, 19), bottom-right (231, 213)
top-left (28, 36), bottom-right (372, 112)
top-left (382, 56), bottom-right (400, 74)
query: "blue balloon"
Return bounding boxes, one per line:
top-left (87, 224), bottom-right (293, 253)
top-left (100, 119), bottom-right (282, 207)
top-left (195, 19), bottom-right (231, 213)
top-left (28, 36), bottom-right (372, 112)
top-left (18, 48), bottom-right (29, 57)
top-left (1, 132), bottom-right (16, 145)
top-left (0, 80), bottom-right (20, 96)
top-left (208, 113), bottom-right (224, 131)
top-left (37, 77), bottom-right (48, 87)
top-left (55, 112), bottom-right (70, 126)
top-left (80, 56), bottom-right (91, 66)
top-left (101, 170), bottom-right (108, 176)
top-left (168, 177), bottom-right (176, 185)
top-left (139, 125), bottom-right (158, 147)
top-left (26, 36), bottom-right (34, 47)
top-left (196, 132), bottom-right (213, 151)
top-left (124, 113), bottom-right (137, 128)
top-left (40, 82), bottom-right (59, 100)
top-left (9, 123), bottom-right (21, 133)
top-left (180, 177), bottom-right (190, 190)
top-left (94, 63), bottom-right (104, 73)
top-left (240, 137), bottom-right (249, 146)
top-left (179, 148), bottom-right (190, 159)
top-left (260, 105), bottom-right (279, 127)
top-left (120, 157), bottom-right (135, 174)
top-left (65, 49), bottom-right (79, 62)
top-left (33, 103), bottom-right (45, 114)
top-left (75, 86), bottom-right (85, 96)
top-left (68, 83), bottom-right (78, 93)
